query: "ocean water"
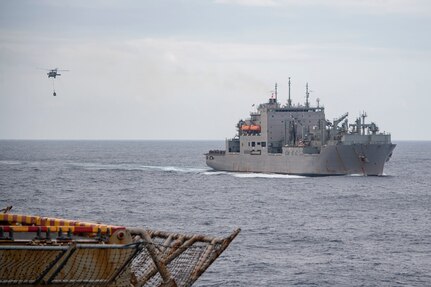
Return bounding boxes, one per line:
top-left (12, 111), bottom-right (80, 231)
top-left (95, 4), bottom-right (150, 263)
top-left (0, 140), bottom-right (430, 286)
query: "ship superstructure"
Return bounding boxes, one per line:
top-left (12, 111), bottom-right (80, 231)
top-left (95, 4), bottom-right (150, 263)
top-left (206, 79), bottom-right (395, 176)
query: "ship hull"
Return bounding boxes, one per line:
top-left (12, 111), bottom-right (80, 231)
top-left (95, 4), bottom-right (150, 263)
top-left (206, 143), bottom-right (396, 176)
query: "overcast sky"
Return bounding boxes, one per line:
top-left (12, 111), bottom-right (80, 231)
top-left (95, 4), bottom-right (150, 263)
top-left (1, 0), bottom-right (430, 140)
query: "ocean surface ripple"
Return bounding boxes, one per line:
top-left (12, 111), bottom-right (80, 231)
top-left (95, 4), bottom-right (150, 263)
top-left (1, 140), bottom-right (430, 286)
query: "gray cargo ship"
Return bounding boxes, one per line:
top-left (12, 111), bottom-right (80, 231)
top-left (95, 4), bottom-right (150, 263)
top-left (206, 79), bottom-right (395, 176)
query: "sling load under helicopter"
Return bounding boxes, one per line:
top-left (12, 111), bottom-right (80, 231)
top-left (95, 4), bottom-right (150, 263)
top-left (43, 68), bottom-right (69, 96)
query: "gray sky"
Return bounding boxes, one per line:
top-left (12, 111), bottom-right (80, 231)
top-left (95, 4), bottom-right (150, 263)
top-left (1, 0), bottom-right (430, 140)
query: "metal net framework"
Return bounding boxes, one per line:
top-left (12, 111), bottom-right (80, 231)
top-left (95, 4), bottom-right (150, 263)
top-left (0, 213), bottom-right (240, 287)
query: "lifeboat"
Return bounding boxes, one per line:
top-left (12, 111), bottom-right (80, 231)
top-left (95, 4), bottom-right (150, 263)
top-left (249, 125), bottom-right (261, 132)
top-left (241, 125), bottom-right (250, 131)
top-left (241, 125), bottom-right (261, 132)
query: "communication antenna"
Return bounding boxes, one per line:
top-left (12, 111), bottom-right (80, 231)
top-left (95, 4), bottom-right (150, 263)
top-left (288, 77), bottom-right (292, 107)
top-left (274, 82), bottom-right (278, 102)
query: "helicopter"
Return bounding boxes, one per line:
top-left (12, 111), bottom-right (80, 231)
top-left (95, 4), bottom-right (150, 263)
top-left (41, 68), bottom-right (69, 96)
top-left (47, 68), bottom-right (69, 78)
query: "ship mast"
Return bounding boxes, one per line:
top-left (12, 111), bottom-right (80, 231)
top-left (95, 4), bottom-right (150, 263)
top-left (287, 77), bottom-right (292, 107)
top-left (305, 82), bottom-right (310, 108)
top-left (361, 111), bottom-right (367, 135)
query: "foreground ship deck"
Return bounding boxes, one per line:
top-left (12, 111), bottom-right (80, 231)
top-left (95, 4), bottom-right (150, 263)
top-left (206, 80), bottom-right (395, 176)
top-left (0, 211), bottom-right (239, 287)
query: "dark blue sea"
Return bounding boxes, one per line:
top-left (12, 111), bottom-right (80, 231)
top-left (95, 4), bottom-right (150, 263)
top-left (1, 140), bottom-right (430, 286)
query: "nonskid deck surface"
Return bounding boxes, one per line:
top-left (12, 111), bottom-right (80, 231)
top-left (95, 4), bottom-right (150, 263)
top-left (0, 212), bottom-right (240, 287)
